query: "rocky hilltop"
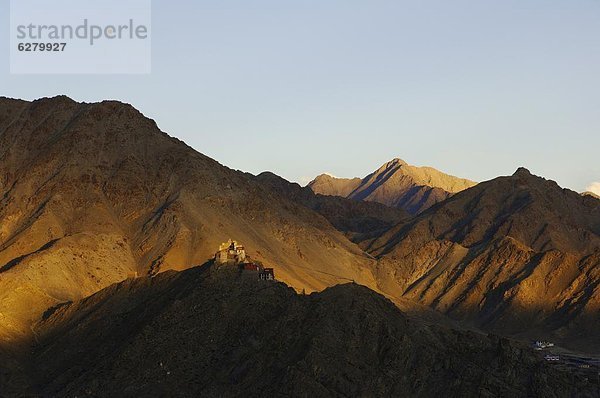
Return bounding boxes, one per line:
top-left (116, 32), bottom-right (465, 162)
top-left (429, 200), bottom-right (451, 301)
top-left (24, 265), bottom-right (595, 397)
top-left (0, 96), bottom-right (377, 342)
top-left (367, 168), bottom-right (600, 350)
top-left (583, 191), bottom-right (600, 200)
top-left (308, 158), bottom-right (476, 214)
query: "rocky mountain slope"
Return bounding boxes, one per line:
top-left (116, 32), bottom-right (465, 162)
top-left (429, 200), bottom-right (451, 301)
top-left (255, 172), bottom-right (408, 241)
top-left (2, 95), bottom-right (600, 393)
top-left (583, 191), bottom-right (600, 200)
top-left (24, 264), bottom-right (595, 397)
top-left (367, 168), bottom-right (600, 351)
top-left (308, 158), bottom-right (476, 214)
top-left (0, 96), bottom-right (378, 342)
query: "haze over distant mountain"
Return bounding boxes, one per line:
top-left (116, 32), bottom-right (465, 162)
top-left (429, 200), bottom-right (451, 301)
top-left (366, 167), bottom-right (600, 350)
top-left (308, 158), bottom-right (476, 214)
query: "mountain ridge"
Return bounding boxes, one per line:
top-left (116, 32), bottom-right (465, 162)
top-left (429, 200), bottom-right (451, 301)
top-left (1, 94), bottom-right (599, 376)
top-left (366, 167), bottom-right (600, 350)
top-left (20, 264), bottom-right (596, 397)
top-left (0, 96), bottom-right (379, 342)
top-left (255, 171), bottom-right (409, 241)
top-left (308, 158), bottom-right (476, 214)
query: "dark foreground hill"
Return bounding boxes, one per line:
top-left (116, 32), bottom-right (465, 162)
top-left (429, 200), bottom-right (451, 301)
top-left (20, 265), bottom-right (597, 397)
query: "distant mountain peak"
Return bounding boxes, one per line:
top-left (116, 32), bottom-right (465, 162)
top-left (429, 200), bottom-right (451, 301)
top-left (387, 157), bottom-right (408, 166)
top-left (582, 191), bottom-right (600, 200)
top-left (318, 172), bottom-right (342, 179)
top-left (309, 158), bottom-right (476, 214)
top-left (31, 95), bottom-right (77, 107)
top-left (513, 167), bottom-right (532, 177)
top-left (368, 166), bottom-right (600, 348)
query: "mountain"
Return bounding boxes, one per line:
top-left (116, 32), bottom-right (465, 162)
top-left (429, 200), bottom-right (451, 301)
top-left (21, 264), bottom-right (595, 397)
top-left (255, 172), bottom-right (408, 241)
top-left (366, 167), bottom-right (600, 350)
top-left (306, 173), bottom-right (363, 197)
top-left (2, 95), bottom-right (600, 395)
top-left (583, 191), bottom-right (600, 200)
top-left (308, 158), bottom-right (476, 214)
top-left (0, 96), bottom-right (379, 342)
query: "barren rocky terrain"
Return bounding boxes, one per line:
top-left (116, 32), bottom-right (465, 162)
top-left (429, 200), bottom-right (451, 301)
top-left (367, 168), bottom-right (600, 351)
top-left (583, 191), bottom-right (600, 200)
top-left (256, 171), bottom-right (408, 241)
top-left (0, 96), bottom-right (378, 343)
top-left (1, 96), bottom-right (599, 397)
top-left (308, 158), bottom-right (476, 214)
top-left (26, 265), bottom-right (597, 397)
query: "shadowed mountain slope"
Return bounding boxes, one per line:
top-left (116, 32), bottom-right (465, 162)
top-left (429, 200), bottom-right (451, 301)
top-left (0, 96), bottom-right (377, 342)
top-left (27, 265), bottom-right (596, 397)
top-left (308, 158), bottom-right (476, 214)
top-left (255, 172), bottom-right (408, 241)
top-left (367, 168), bottom-right (600, 350)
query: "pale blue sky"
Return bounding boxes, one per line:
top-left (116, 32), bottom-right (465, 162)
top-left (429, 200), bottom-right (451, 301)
top-left (1, 0), bottom-right (599, 193)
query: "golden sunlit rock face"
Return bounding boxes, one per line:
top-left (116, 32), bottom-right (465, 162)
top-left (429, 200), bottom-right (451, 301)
top-left (308, 158), bottom-right (477, 215)
top-left (0, 96), bottom-right (378, 343)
